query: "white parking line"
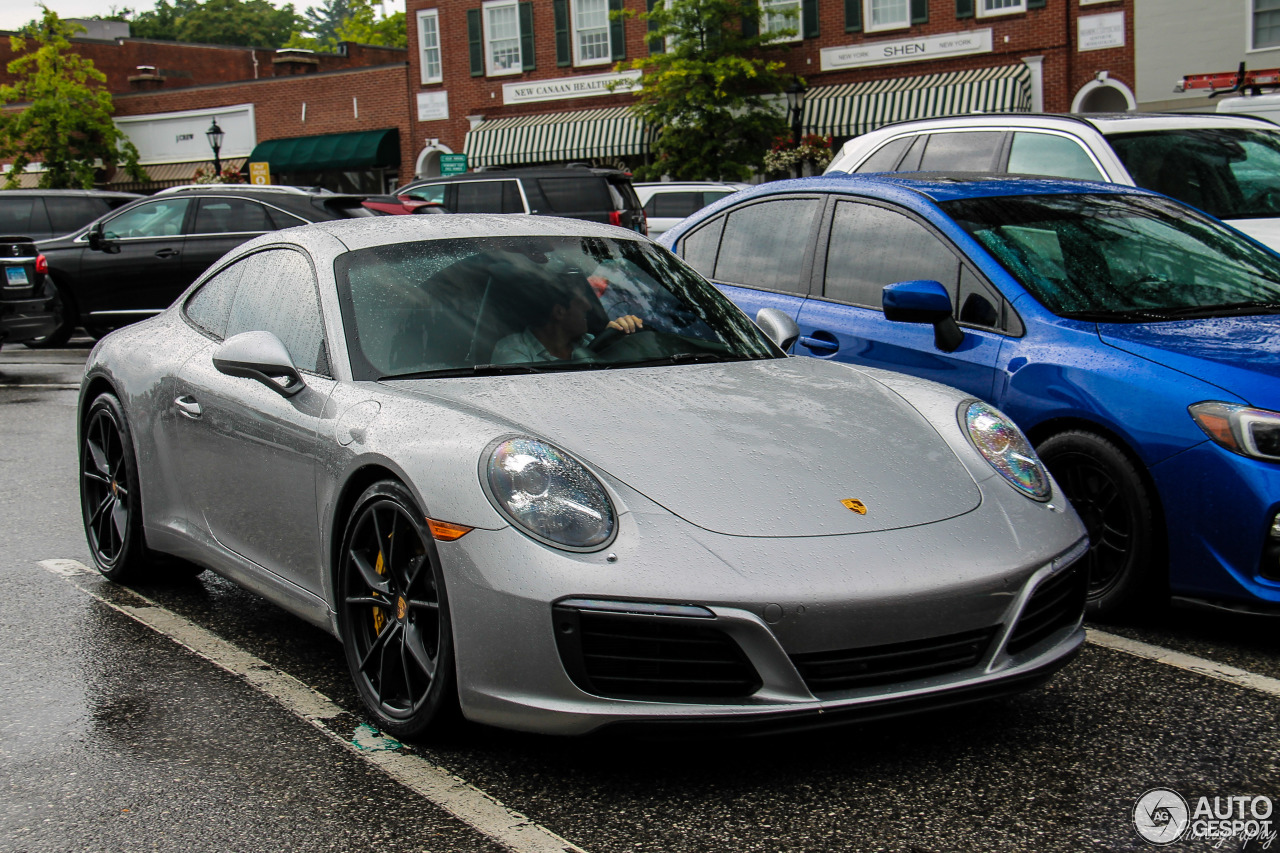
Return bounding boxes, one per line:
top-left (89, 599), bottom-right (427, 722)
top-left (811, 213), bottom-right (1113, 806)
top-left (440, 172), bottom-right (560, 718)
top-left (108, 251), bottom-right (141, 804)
top-left (1087, 628), bottom-right (1280, 698)
top-left (38, 559), bottom-right (585, 853)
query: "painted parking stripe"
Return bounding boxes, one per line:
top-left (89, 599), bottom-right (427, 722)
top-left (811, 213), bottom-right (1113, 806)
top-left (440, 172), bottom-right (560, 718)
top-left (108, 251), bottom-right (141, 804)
top-left (1087, 628), bottom-right (1280, 698)
top-left (38, 559), bottom-right (586, 853)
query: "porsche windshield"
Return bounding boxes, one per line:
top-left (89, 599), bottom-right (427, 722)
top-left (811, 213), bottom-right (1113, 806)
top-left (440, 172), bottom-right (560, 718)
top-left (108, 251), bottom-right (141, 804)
top-left (334, 235), bottom-right (781, 380)
top-left (941, 193), bottom-right (1280, 321)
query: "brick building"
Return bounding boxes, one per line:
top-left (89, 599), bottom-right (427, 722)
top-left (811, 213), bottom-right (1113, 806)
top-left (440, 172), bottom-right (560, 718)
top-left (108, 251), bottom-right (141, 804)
top-left (401, 0), bottom-right (1134, 178)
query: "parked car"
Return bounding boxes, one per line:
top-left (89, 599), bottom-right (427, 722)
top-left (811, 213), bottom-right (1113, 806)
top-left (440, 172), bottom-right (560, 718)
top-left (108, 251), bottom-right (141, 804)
top-left (0, 236), bottom-right (57, 347)
top-left (660, 172), bottom-right (1280, 619)
top-left (32, 184), bottom-right (378, 347)
top-left (634, 181), bottom-right (749, 237)
top-left (0, 189), bottom-right (141, 242)
top-left (394, 166), bottom-right (647, 234)
top-left (824, 113), bottom-right (1280, 252)
top-left (79, 214), bottom-right (1087, 738)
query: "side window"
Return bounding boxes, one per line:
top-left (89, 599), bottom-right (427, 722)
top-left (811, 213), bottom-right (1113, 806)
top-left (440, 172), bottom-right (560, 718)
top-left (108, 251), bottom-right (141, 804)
top-left (267, 207), bottom-right (308, 229)
top-left (856, 136), bottom-right (914, 173)
top-left (404, 184), bottom-right (447, 205)
top-left (823, 201), bottom-right (960, 308)
top-left (0, 197), bottom-right (40, 236)
top-left (46, 197), bottom-right (107, 235)
top-left (224, 249), bottom-right (329, 375)
top-left (192, 198), bottom-right (274, 234)
top-left (680, 216), bottom-right (724, 277)
top-left (651, 192), bottom-right (704, 218)
top-left (537, 177), bottom-right (609, 213)
top-left (456, 180), bottom-right (522, 213)
top-left (102, 199), bottom-right (191, 240)
top-left (1007, 132), bottom-right (1104, 181)
top-left (896, 134), bottom-right (928, 171)
top-left (917, 132), bottom-right (1004, 171)
top-left (957, 266), bottom-right (1005, 330)
top-left (714, 198), bottom-right (821, 294)
top-left (184, 262), bottom-right (244, 338)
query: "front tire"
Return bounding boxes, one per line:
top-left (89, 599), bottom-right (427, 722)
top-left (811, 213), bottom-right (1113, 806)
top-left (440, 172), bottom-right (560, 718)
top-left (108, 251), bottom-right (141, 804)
top-left (1037, 430), bottom-right (1162, 621)
top-left (80, 393), bottom-right (148, 581)
top-left (337, 480), bottom-right (457, 740)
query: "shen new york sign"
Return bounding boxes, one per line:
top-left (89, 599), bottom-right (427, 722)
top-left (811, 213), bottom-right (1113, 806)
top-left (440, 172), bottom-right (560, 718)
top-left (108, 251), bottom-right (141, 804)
top-left (821, 29), bottom-right (992, 71)
top-left (503, 70), bottom-right (642, 106)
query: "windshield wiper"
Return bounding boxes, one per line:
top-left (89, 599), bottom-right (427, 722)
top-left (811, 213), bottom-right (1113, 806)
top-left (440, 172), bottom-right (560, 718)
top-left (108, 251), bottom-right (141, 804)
top-left (380, 363), bottom-right (547, 380)
top-left (603, 352), bottom-right (756, 369)
top-left (1148, 300), bottom-right (1280, 318)
top-left (1059, 301), bottom-right (1280, 322)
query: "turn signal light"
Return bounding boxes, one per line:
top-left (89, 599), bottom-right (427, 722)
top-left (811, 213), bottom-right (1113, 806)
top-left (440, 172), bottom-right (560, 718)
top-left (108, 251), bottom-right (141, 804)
top-left (425, 518), bottom-right (473, 542)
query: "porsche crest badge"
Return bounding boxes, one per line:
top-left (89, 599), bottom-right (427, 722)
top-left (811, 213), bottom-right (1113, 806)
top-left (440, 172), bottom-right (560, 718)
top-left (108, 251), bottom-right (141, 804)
top-left (841, 498), bottom-right (867, 515)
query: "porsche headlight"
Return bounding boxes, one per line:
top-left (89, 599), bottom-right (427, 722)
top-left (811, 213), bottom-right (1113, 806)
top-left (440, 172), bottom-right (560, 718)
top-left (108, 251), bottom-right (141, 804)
top-left (1189, 401), bottom-right (1280, 461)
top-left (962, 400), bottom-right (1051, 500)
top-left (484, 437), bottom-right (615, 550)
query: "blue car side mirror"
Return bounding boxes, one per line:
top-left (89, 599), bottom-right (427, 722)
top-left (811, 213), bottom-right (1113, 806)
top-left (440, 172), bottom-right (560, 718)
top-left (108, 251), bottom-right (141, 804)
top-left (882, 280), bottom-right (964, 353)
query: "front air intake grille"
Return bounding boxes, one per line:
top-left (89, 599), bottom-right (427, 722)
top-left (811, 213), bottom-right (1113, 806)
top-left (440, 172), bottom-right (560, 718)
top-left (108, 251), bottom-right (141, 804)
top-left (790, 626), bottom-right (997, 695)
top-left (553, 605), bottom-right (762, 701)
top-left (1006, 562), bottom-right (1087, 656)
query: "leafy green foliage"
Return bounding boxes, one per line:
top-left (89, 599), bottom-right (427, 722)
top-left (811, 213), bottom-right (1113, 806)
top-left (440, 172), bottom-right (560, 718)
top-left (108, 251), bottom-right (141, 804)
top-left (174, 0), bottom-right (300, 48)
top-left (0, 8), bottom-right (144, 189)
top-left (285, 0), bottom-right (406, 51)
top-left (618, 0), bottom-right (795, 181)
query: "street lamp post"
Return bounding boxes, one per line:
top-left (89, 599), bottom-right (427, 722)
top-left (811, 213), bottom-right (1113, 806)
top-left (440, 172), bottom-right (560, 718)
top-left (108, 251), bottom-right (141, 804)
top-left (785, 77), bottom-right (807, 147)
top-left (206, 118), bottom-right (225, 178)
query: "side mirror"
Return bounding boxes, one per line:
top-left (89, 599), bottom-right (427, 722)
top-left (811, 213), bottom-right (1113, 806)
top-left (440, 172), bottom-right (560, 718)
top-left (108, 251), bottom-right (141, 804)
top-left (882, 280), bottom-right (964, 353)
top-left (212, 330), bottom-right (305, 397)
top-left (755, 307), bottom-right (800, 352)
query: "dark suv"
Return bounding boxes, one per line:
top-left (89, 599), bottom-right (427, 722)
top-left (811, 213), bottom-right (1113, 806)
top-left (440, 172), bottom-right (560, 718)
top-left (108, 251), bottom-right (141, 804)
top-left (0, 189), bottom-right (142, 242)
top-left (395, 167), bottom-right (647, 235)
top-left (32, 185), bottom-right (379, 347)
top-left (0, 236), bottom-right (57, 347)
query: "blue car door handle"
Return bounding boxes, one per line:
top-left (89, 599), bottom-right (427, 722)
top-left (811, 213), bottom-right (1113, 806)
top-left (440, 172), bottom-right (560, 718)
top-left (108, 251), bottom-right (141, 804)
top-left (175, 395), bottom-right (202, 419)
top-left (799, 334), bottom-right (839, 353)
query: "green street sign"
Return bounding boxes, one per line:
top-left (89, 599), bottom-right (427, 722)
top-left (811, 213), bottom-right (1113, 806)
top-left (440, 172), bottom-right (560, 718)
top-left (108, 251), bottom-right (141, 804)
top-left (440, 154), bottom-right (468, 176)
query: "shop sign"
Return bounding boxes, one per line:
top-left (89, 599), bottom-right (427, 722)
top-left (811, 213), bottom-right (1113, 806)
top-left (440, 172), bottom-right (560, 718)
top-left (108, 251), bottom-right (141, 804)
top-left (820, 29), bottom-right (992, 71)
top-left (440, 154), bottom-right (467, 176)
top-left (417, 91), bottom-right (449, 122)
top-left (502, 70), bottom-right (641, 106)
top-left (1078, 12), bottom-right (1125, 51)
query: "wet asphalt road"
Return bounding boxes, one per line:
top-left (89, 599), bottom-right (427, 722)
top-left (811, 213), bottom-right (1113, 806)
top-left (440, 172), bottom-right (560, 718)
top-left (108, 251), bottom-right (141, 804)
top-left (1, 341), bottom-right (1277, 853)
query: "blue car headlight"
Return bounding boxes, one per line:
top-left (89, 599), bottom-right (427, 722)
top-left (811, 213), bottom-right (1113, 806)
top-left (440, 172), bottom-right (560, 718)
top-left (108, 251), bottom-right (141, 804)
top-left (483, 437), bottom-right (616, 550)
top-left (1189, 401), bottom-right (1280, 461)
top-left (962, 400), bottom-right (1051, 500)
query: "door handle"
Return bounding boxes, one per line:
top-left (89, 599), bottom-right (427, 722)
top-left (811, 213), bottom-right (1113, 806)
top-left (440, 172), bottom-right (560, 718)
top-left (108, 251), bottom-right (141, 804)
top-left (798, 333), bottom-right (839, 354)
top-left (155, 248), bottom-right (180, 259)
top-left (174, 395), bottom-right (202, 419)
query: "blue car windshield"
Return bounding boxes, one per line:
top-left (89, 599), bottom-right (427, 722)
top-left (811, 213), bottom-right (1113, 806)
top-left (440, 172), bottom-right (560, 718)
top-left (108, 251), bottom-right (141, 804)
top-left (941, 193), bottom-right (1280, 321)
top-left (334, 235), bottom-right (781, 380)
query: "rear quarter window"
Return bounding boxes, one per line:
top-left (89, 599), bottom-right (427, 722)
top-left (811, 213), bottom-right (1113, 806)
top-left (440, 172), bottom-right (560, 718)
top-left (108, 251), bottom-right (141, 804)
top-left (537, 177), bottom-right (611, 213)
top-left (45, 197), bottom-right (107, 235)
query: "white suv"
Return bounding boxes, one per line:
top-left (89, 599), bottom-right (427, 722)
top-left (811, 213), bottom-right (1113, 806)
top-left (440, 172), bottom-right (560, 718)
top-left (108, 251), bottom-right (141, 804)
top-left (635, 181), bottom-right (749, 237)
top-left (825, 113), bottom-right (1280, 250)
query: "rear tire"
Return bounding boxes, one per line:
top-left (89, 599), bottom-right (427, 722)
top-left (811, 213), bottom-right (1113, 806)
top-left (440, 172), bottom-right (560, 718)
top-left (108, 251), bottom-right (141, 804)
top-left (1037, 430), bottom-right (1162, 621)
top-left (24, 277), bottom-right (76, 348)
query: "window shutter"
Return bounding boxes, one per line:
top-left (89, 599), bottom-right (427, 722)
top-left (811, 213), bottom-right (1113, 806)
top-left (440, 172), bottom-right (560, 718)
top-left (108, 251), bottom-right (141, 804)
top-left (803, 0), bottom-right (819, 38)
top-left (742, 0), bottom-right (759, 37)
top-left (610, 0), bottom-right (626, 60)
top-left (956, 0), bottom-right (973, 18)
top-left (1028, 0), bottom-right (1046, 8)
top-left (468, 8), bottom-right (483, 76)
top-left (911, 0), bottom-right (928, 23)
top-left (520, 1), bottom-right (535, 71)
top-left (647, 0), bottom-right (665, 53)
top-left (554, 0), bottom-right (570, 65)
top-left (845, 0), bottom-right (861, 32)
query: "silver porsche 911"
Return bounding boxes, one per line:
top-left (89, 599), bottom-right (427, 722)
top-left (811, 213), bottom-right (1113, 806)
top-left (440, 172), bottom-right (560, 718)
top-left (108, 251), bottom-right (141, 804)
top-left (79, 215), bottom-right (1088, 738)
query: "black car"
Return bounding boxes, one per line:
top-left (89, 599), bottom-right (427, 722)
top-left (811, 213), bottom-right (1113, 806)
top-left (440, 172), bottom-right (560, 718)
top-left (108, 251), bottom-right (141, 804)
top-left (0, 189), bottom-right (142, 242)
top-left (0, 236), bottom-right (57, 347)
top-left (394, 167), bottom-right (647, 234)
top-left (33, 185), bottom-right (379, 347)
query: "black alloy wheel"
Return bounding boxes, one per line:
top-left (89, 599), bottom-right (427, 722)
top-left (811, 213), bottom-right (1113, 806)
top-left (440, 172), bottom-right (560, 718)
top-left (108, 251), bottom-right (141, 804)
top-left (1037, 430), bottom-right (1161, 620)
top-left (80, 393), bottom-right (146, 581)
top-left (337, 480), bottom-right (457, 739)
top-left (23, 277), bottom-right (76, 348)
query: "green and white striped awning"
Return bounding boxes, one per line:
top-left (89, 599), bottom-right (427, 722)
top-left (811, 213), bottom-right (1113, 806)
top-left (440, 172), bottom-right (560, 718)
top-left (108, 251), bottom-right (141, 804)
top-left (464, 107), bottom-right (652, 167)
top-left (802, 64), bottom-right (1033, 138)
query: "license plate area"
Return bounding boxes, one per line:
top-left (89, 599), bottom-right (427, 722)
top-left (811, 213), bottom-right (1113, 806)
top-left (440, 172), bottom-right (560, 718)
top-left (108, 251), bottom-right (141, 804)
top-left (4, 265), bottom-right (30, 288)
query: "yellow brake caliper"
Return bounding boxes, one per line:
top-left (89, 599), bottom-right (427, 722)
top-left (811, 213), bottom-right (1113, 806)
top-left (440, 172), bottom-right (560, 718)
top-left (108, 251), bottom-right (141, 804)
top-left (372, 535), bottom-right (390, 634)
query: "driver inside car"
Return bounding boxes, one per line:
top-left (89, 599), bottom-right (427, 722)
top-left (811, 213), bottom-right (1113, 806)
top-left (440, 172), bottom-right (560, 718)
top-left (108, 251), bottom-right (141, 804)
top-left (490, 275), bottom-right (643, 363)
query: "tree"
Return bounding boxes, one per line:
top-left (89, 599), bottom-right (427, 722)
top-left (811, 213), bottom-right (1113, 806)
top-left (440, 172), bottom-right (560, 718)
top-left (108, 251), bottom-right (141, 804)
top-left (175, 0), bottom-right (300, 48)
top-left (618, 0), bottom-right (795, 181)
top-left (298, 0), bottom-right (351, 45)
top-left (0, 8), bottom-right (144, 189)
top-left (285, 0), bottom-right (406, 51)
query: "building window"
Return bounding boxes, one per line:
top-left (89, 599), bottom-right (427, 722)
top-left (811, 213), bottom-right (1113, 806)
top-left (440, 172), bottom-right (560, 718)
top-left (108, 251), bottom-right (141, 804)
top-left (977, 0), bottom-right (1025, 16)
top-left (866, 0), bottom-right (910, 31)
top-left (763, 0), bottom-right (802, 40)
top-left (484, 0), bottom-right (522, 76)
top-left (573, 0), bottom-right (611, 64)
top-left (418, 9), bottom-right (442, 83)
top-left (1255, 0), bottom-right (1280, 49)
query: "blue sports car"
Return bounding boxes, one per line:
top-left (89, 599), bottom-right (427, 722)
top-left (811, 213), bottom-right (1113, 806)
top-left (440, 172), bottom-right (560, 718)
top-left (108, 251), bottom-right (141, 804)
top-left (661, 173), bottom-right (1280, 618)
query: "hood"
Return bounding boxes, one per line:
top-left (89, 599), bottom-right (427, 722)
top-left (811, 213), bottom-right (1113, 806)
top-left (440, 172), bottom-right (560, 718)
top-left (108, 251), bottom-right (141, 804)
top-left (393, 357), bottom-right (981, 537)
top-left (1099, 315), bottom-right (1280, 406)
top-left (1224, 217), bottom-right (1280, 254)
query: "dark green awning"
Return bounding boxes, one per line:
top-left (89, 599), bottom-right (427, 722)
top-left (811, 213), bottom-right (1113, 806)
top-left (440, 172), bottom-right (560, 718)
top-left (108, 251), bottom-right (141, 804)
top-left (246, 129), bottom-right (400, 172)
